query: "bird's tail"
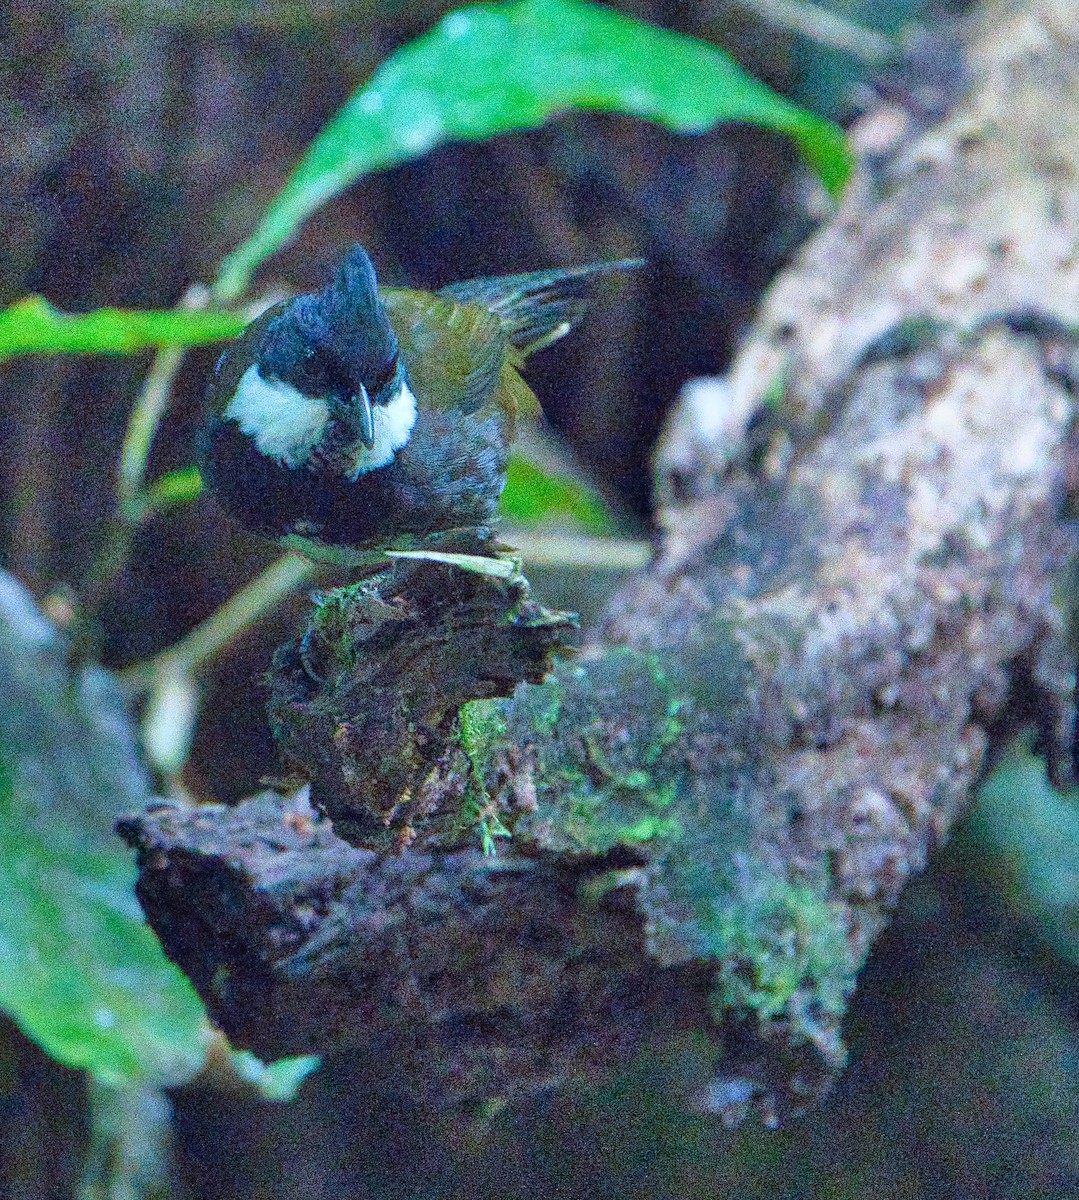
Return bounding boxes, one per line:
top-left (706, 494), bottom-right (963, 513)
top-left (438, 259), bottom-right (644, 359)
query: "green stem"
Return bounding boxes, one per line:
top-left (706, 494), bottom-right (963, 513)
top-left (77, 287), bottom-right (210, 617)
top-left (211, 253), bottom-right (250, 306)
top-left (78, 519), bottom-right (138, 617)
top-left (506, 529), bottom-right (652, 570)
top-left (118, 286), bottom-right (209, 521)
top-left (732, 0), bottom-right (895, 62)
top-left (78, 1081), bottom-right (172, 1200)
top-left (123, 552), bottom-right (316, 692)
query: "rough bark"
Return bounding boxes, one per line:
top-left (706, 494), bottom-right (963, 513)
top-left (266, 551), bottom-right (578, 851)
top-left (120, 0), bottom-right (1079, 1125)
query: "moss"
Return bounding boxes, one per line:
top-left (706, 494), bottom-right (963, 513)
top-left (501, 648), bottom-right (691, 855)
top-left (704, 869), bottom-right (855, 1047)
top-left (450, 640), bottom-right (853, 1050)
top-left (761, 364), bottom-right (788, 413)
top-left (456, 698), bottom-right (512, 854)
top-left (532, 687), bottom-right (563, 735)
top-left (459, 698), bottom-right (507, 769)
top-left (304, 580), bottom-right (382, 676)
top-left (269, 552), bottom-right (576, 851)
top-left (615, 813), bottom-right (681, 843)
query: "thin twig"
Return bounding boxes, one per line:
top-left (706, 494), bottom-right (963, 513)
top-left (117, 285), bottom-right (210, 520)
top-left (122, 552), bottom-right (317, 693)
top-left (731, 0), bottom-right (896, 63)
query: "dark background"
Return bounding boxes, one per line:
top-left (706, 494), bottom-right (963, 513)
top-left (4, 1), bottom-right (1077, 1196)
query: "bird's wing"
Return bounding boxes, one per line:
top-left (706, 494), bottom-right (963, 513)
top-left (382, 288), bottom-right (538, 423)
top-left (438, 259), bottom-right (644, 360)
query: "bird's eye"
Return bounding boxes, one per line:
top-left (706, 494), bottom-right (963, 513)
top-left (375, 352), bottom-right (399, 398)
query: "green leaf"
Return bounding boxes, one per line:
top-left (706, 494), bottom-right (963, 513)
top-left (0, 572), bottom-right (207, 1086)
top-left (0, 296), bottom-right (247, 360)
top-left (141, 464), bottom-right (205, 517)
top-left (973, 743), bottom-right (1079, 964)
top-left (500, 452), bottom-right (614, 533)
top-left (229, 1050), bottom-right (321, 1102)
top-left (216, 0), bottom-right (851, 299)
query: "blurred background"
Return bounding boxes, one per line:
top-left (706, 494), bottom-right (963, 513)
top-left (5, 1), bottom-right (1078, 1197)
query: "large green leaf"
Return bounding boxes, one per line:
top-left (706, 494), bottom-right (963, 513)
top-left (0, 296), bottom-right (246, 360)
top-left (215, 0), bottom-right (851, 299)
top-left (0, 572), bottom-right (207, 1086)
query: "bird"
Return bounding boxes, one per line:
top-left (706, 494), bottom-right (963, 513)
top-left (200, 243), bottom-right (642, 565)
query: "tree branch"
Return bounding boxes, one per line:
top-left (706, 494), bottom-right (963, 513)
top-left (120, 0), bottom-right (1079, 1125)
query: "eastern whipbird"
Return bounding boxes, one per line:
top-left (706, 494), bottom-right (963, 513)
top-left (201, 243), bottom-right (642, 565)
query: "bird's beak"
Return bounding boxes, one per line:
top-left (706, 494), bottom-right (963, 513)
top-left (354, 384), bottom-right (375, 450)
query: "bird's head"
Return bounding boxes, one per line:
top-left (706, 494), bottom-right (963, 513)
top-left (216, 245), bottom-right (417, 479)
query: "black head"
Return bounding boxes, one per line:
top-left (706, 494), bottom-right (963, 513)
top-left (258, 244), bottom-right (399, 403)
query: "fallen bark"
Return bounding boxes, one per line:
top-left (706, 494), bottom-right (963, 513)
top-left (120, 0), bottom-right (1079, 1124)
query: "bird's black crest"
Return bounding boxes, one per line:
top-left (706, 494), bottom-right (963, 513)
top-left (274, 244), bottom-right (397, 394)
top-left (322, 245), bottom-right (398, 381)
top-left (324, 244), bottom-right (382, 322)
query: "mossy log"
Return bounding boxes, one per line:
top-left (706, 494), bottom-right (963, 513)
top-left (121, 0), bottom-right (1079, 1125)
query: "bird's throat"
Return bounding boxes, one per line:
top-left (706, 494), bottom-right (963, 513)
top-left (224, 365), bottom-right (330, 468)
top-left (223, 366), bottom-right (417, 476)
top-left (344, 378), bottom-right (418, 479)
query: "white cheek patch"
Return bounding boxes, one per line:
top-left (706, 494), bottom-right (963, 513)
top-left (346, 378), bottom-right (419, 479)
top-left (223, 365), bottom-right (330, 468)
